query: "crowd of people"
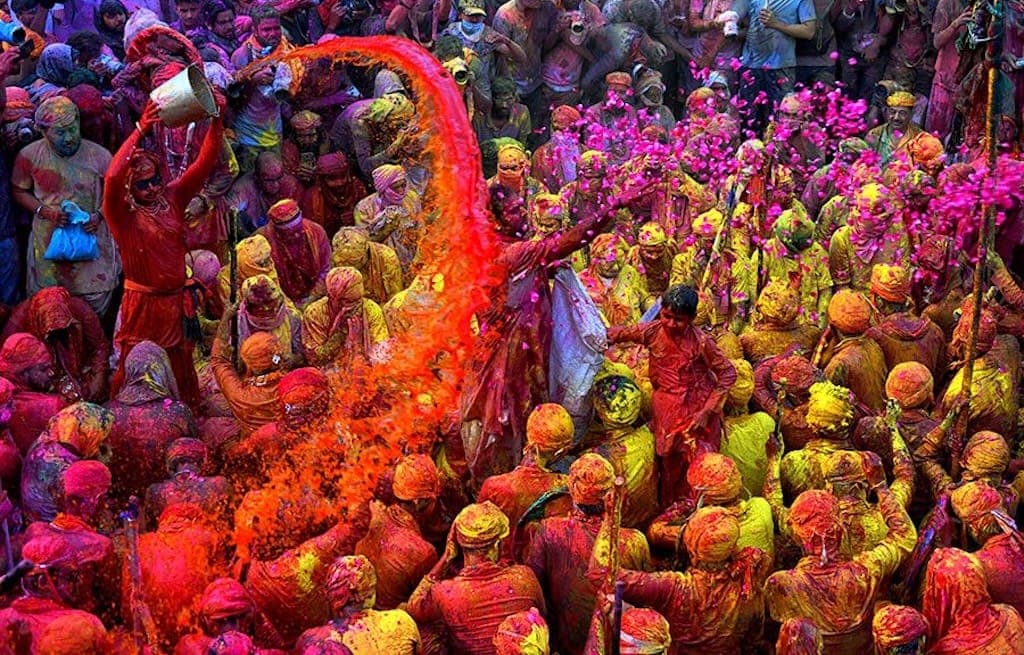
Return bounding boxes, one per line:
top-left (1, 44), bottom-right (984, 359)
top-left (0, 0), bottom-right (1022, 651)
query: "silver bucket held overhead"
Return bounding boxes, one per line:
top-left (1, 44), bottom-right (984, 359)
top-left (150, 64), bottom-right (219, 128)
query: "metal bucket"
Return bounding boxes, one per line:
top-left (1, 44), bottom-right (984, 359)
top-left (150, 64), bottom-right (219, 128)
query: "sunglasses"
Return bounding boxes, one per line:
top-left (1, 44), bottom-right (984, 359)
top-left (133, 175), bottom-right (162, 190)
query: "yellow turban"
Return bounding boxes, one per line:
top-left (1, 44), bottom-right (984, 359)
top-left (331, 227), bottom-right (370, 268)
top-left (885, 362), bottom-right (933, 410)
top-left (757, 280), bottom-right (799, 326)
top-left (365, 92), bottom-right (415, 125)
top-left (237, 235), bottom-right (276, 280)
top-left (827, 289), bottom-right (873, 335)
top-left (806, 381), bottom-right (854, 432)
top-left (569, 453), bottom-right (615, 506)
top-left (638, 223), bottom-right (668, 246)
top-left (870, 264), bottom-right (911, 304)
top-left (961, 431), bottom-right (1010, 476)
top-left (684, 506), bottom-right (739, 563)
top-left (727, 358), bottom-right (754, 409)
top-left (886, 91), bottom-right (916, 108)
top-left (525, 403), bottom-right (574, 453)
top-left (692, 208), bottom-right (725, 238)
top-left (824, 450), bottom-right (868, 484)
top-left (453, 501), bottom-right (510, 548)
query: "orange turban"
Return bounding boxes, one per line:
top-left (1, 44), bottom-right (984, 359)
top-left (950, 480), bottom-right (1004, 527)
top-left (36, 613), bottom-right (108, 654)
top-left (493, 607), bottom-right (549, 655)
top-left (952, 306), bottom-right (996, 356)
top-left (620, 607), bottom-right (672, 654)
top-left (569, 453), bottom-right (615, 505)
top-left (870, 264), bottom-right (911, 304)
top-left (240, 332), bottom-right (283, 373)
top-left (590, 233), bottom-right (626, 266)
top-left (770, 355), bottom-right (817, 391)
top-left (806, 381), bottom-right (854, 432)
top-left (827, 289), bottom-right (873, 334)
top-left (453, 501), bottom-right (510, 548)
top-left (267, 198), bottom-right (301, 225)
top-left (686, 452), bottom-right (742, 504)
top-left (61, 460), bottom-right (111, 501)
top-left (885, 362), bottom-right (933, 409)
top-left (605, 71), bottom-right (632, 87)
top-left (961, 431), bottom-right (1010, 476)
top-left (777, 618), bottom-right (823, 655)
top-left (908, 133), bottom-right (944, 168)
top-left (525, 403), bottom-right (574, 453)
top-left (200, 578), bottom-right (255, 622)
top-left (757, 280), bottom-right (799, 326)
top-left (46, 402), bottom-right (115, 458)
top-left (551, 105), bottom-right (581, 131)
top-left (684, 506), bottom-right (739, 563)
top-left (787, 489), bottom-right (841, 546)
top-left (325, 555), bottom-right (377, 607)
top-left (392, 454), bottom-right (439, 501)
top-left (727, 358), bottom-right (754, 408)
top-left (872, 604), bottom-right (929, 650)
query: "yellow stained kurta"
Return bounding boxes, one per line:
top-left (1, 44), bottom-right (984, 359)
top-left (759, 238), bottom-right (833, 327)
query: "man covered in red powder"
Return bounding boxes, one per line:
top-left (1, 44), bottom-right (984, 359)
top-left (256, 198), bottom-right (331, 307)
top-left (0, 536), bottom-right (110, 652)
top-left (24, 460), bottom-right (118, 619)
top-left (144, 438), bottom-right (233, 531)
top-left (407, 501), bottom-right (546, 654)
top-left (477, 402), bottom-right (574, 555)
top-left (1, 286), bottom-right (110, 403)
top-left (524, 453), bottom-right (650, 655)
top-left (103, 98), bottom-right (225, 409)
top-left (607, 284), bottom-right (736, 505)
top-left (354, 495), bottom-right (437, 611)
top-left (0, 333), bottom-right (67, 453)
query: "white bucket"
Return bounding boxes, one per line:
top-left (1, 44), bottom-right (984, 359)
top-left (150, 64), bottom-right (219, 128)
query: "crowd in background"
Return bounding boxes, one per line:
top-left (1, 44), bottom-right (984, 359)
top-left (0, 0), bottom-right (1023, 651)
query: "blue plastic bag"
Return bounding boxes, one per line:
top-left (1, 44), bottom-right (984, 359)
top-left (43, 201), bottom-right (99, 262)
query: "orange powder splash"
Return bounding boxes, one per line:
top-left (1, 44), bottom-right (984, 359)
top-left (232, 37), bottom-right (502, 560)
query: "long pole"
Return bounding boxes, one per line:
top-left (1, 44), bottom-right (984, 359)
top-left (953, 2), bottom-right (1003, 477)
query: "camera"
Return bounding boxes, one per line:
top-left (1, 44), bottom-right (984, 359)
top-left (342, 0), bottom-right (372, 15)
top-left (565, 11), bottom-right (586, 45)
top-left (444, 57), bottom-right (470, 86)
